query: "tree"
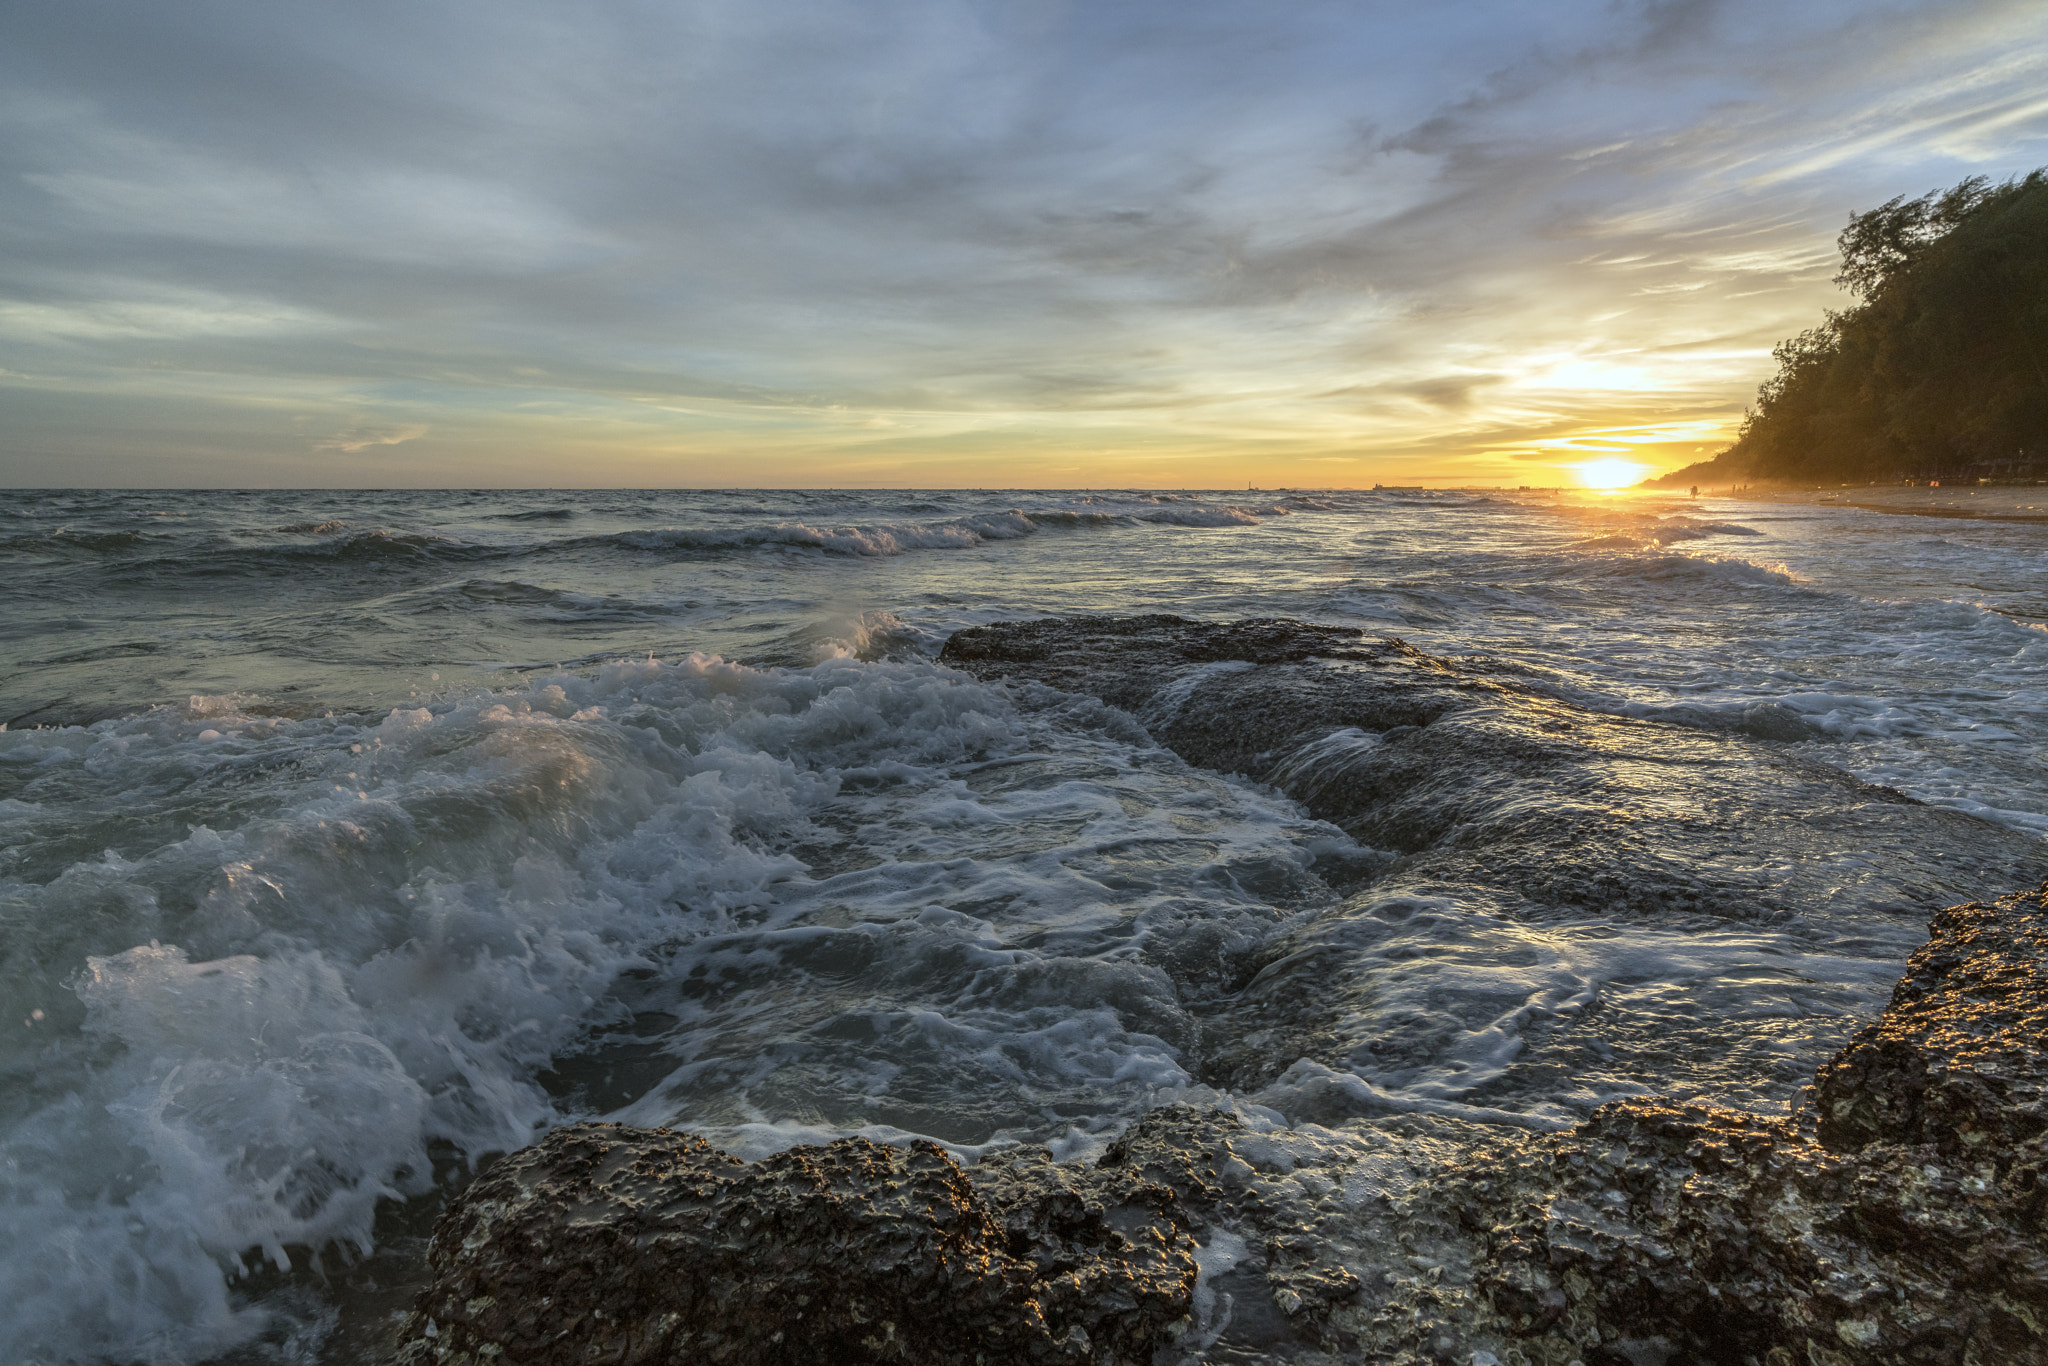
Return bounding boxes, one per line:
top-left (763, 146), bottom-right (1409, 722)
top-left (1651, 170), bottom-right (2048, 487)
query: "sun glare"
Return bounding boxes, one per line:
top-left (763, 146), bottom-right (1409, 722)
top-left (1574, 457), bottom-right (1651, 490)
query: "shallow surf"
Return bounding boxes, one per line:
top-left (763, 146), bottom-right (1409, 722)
top-left (2, 487), bottom-right (2044, 1364)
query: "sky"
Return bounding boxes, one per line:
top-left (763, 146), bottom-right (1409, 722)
top-left (2, 0), bottom-right (2045, 488)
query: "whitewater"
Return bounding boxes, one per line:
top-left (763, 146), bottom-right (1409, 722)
top-left (2, 487), bottom-right (2045, 1365)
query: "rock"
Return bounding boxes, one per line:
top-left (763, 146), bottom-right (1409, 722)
top-left (394, 1123), bottom-right (1196, 1366)
top-left (941, 615), bottom-right (2048, 1114)
top-left (939, 616), bottom-right (2045, 926)
top-left (1457, 885), bottom-right (2048, 1366)
top-left (391, 889), bottom-right (2048, 1366)
top-left (1814, 888), bottom-right (2048, 1158)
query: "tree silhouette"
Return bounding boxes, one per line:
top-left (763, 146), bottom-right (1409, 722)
top-left (1654, 170), bottom-right (2047, 487)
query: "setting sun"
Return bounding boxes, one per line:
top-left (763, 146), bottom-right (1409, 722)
top-left (1574, 457), bottom-right (1652, 489)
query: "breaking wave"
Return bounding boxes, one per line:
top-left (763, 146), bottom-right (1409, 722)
top-left (0, 654), bottom-right (1347, 1364)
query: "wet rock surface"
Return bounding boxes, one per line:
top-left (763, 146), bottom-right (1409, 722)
top-left (395, 1123), bottom-right (1197, 1366)
top-left (942, 616), bottom-right (2048, 1112)
top-left (1814, 891), bottom-right (2048, 1158)
top-left (940, 615), bottom-right (2044, 925)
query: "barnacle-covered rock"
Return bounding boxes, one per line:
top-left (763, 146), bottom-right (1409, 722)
top-left (1814, 888), bottom-right (2048, 1159)
top-left (393, 1123), bottom-right (1196, 1366)
top-left (1462, 885), bottom-right (2048, 1366)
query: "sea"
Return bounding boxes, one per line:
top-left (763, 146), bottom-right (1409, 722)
top-left (3, 487), bottom-right (2044, 1365)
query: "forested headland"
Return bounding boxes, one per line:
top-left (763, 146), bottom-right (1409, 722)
top-left (1650, 170), bottom-right (2047, 489)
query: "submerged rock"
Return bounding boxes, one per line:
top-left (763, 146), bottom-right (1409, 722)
top-left (940, 615), bottom-right (2044, 925)
top-left (941, 616), bottom-right (2048, 1114)
top-left (394, 1123), bottom-right (1197, 1366)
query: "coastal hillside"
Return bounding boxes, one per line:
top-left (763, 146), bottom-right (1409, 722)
top-left (1653, 170), bottom-right (2048, 488)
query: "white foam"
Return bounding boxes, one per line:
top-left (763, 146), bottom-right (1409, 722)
top-left (1184, 1226), bottom-right (1250, 1353)
top-left (1238, 886), bottom-right (1917, 1124)
top-left (1588, 551), bottom-right (1802, 588)
top-left (581, 500), bottom-right (1267, 559)
top-left (0, 653), bottom-right (1354, 1364)
top-left (1134, 505), bottom-right (1263, 528)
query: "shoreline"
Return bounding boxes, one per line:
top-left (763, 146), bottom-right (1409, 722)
top-left (1692, 484), bottom-right (2048, 523)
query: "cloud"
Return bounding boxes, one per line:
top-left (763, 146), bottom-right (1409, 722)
top-left (0, 0), bottom-right (2043, 484)
top-left (1395, 374), bottom-right (1508, 410)
top-left (316, 424), bottom-right (429, 453)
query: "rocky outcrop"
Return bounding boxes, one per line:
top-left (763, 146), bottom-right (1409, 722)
top-left (1454, 884), bottom-right (2048, 1365)
top-left (394, 1124), bottom-right (1198, 1366)
top-left (941, 615), bottom-right (2048, 1119)
top-left (1814, 893), bottom-right (2048, 1158)
top-left (392, 889), bottom-right (2048, 1366)
top-left (939, 615), bottom-right (2046, 926)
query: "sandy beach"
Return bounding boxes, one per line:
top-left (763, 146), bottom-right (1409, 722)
top-left (1701, 483), bottom-right (2048, 523)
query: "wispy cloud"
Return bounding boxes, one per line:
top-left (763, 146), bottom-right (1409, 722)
top-left (316, 424), bottom-right (429, 453)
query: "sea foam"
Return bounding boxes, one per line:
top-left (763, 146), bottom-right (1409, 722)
top-left (0, 652), bottom-right (1347, 1363)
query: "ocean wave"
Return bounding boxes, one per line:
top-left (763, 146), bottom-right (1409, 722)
top-left (1130, 504), bottom-right (1266, 527)
top-left (1578, 517), bottom-right (1763, 549)
top-left (572, 505), bottom-right (1266, 557)
top-left (376, 578), bottom-right (679, 625)
top-left (0, 654), bottom-right (1345, 1363)
top-left (1017, 509), bottom-right (1129, 529)
top-left (280, 528), bottom-right (492, 560)
top-left (580, 515), bottom-right (1031, 557)
top-left (1585, 552), bottom-right (1801, 588)
top-left (0, 528), bottom-right (155, 555)
top-left (106, 529), bottom-right (508, 578)
top-left (1664, 516), bottom-right (1763, 536)
top-left (777, 609), bottom-right (945, 663)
